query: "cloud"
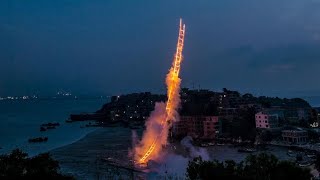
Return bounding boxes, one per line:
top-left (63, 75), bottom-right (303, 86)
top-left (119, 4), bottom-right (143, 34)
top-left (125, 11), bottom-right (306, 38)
top-left (244, 44), bottom-right (320, 69)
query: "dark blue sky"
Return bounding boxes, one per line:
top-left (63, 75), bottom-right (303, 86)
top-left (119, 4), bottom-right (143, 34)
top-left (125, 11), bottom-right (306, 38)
top-left (1, 0), bottom-right (320, 96)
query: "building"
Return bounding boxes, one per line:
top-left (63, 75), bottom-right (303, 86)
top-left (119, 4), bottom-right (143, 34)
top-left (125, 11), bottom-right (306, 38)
top-left (282, 129), bottom-right (308, 144)
top-left (101, 92), bottom-right (166, 122)
top-left (203, 116), bottom-right (219, 139)
top-left (255, 111), bottom-right (279, 129)
top-left (172, 116), bottom-right (219, 141)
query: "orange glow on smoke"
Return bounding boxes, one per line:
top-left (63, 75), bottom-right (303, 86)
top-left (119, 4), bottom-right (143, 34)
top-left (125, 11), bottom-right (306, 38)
top-left (134, 19), bottom-right (186, 164)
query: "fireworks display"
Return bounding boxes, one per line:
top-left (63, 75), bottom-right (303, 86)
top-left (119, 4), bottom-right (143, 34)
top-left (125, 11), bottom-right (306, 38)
top-left (134, 19), bottom-right (186, 164)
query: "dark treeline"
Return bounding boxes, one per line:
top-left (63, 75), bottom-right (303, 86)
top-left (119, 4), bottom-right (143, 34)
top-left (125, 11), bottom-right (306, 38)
top-left (186, 153), bottom-right (312, 180)
top-left (0, 149), bottom-right (74, 179)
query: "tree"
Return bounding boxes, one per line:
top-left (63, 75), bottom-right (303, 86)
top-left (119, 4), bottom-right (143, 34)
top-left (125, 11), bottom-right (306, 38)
top-left (242, 153), bottom-right (278, 180)
top-left (186, 153), bottom-right (312, 180)
top-left (230, 107), bottom-right (256, 141)
top-left (272, 161), bottom-right (312, 180)
top-left (186, 156), bottom-right (203, 180)
top-left (0, 149), bottom-right (74, 179)
top-left (0, 149), bottom-right (28, 178)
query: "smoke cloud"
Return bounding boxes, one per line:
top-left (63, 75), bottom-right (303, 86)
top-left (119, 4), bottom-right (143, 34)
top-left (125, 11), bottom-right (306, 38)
top-left (133, 102), bottom-right (168, 162)
top-left (180, 136), bottom-right (210, 160)
top-left (133, 68), bottom-right (182, 163)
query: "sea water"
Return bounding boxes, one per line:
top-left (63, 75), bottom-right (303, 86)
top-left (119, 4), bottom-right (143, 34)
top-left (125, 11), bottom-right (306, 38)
top-left (0, 98), bottom-right (108, 156)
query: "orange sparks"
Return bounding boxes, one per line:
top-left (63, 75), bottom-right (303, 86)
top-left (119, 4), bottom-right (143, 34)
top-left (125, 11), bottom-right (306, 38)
top-left (134, 19), bottom-right (186, 164)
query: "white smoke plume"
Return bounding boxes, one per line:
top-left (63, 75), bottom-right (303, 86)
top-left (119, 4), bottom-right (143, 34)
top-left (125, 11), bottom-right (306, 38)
top-left (180, 136), bottom-right (210, 160)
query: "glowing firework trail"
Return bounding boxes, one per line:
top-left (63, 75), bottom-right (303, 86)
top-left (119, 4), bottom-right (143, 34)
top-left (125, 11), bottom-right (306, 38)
top-left (135, 19), bottom-right (186, 164)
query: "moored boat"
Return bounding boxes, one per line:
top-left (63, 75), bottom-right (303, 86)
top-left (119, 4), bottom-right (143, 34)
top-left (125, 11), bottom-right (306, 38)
top-left (216, 143), bottom-right (225, 146)
top-left (46, 126), bottom-right (56, 129)
top-left (238, 148), bottom-right (257, 153)
top-left (287, 150), bottom-right (296, 157)
top-left (28, 137), bottom-right (48, 143)
top-left (298, 160), bottom-right (312, 167)
top-left (40, 127), bottom-right (46, 132)
top-left (41, 122), bottom-right (60, 127)
top-left (306, 152), bottom-right (316, 158)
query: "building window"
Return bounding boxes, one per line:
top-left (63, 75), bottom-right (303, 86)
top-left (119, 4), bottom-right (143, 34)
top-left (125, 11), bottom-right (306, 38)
top-left (265, 120), bottom-right (267, 123)
top-left (266, 125), bottom-right (269, 128)
top-left (265, 116), bottom-right (267, 119)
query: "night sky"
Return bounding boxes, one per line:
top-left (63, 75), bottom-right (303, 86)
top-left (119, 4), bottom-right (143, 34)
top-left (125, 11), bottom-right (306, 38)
top-left (1, 0), bottom-right (320, 96)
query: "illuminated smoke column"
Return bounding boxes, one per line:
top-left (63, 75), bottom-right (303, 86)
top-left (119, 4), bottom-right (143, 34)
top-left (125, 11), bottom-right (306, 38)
top-left (134, 19), bottom-right (186, 164)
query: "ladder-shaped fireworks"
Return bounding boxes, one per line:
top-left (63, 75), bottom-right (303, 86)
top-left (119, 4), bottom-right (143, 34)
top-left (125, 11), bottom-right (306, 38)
top-left (138, 19), bottom-right (186, 164)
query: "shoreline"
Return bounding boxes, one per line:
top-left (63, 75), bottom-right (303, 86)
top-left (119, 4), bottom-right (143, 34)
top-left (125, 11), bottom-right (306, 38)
top-left (43, 127), bottom-right (100, 155)
top-left (49, 127), bottom-right (102, 153)
top-left (50, 127), bottom-right (135, 179)
top-left (0, 125), bottom-right (99, 157)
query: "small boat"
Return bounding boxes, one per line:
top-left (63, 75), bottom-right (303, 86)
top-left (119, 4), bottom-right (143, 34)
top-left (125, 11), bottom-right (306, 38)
top-left (28, 137), bottom-right (48, 143)
top-left (41, 122), bottom-right (60, 127)
top-left (46, 126), bottom-right (56, 129)
top-left (287, 150), bottom-right (296, 157)
top-left (307, 154), bottom-right (316, 158)
top-left (306, 152), bottom-right (316, 158)
top-left (40, 127), bottom-right (46, 132)
top-left (298, 161), bottom-right (312, 167)
top-left (238, 148), bottom-right (257, 153)
top-left (216, 143), bottom-right (225, 146)
top-left (200, 143), bottom-right (209, 147)
top-left (65, 119), bottom-right (73, 123)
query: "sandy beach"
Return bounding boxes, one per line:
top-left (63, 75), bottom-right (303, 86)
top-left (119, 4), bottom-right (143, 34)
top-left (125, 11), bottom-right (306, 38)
top-left (51, 127), bottom-right (141, 179)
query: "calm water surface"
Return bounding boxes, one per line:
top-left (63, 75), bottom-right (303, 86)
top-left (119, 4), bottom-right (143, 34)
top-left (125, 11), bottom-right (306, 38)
top-left (0, 98), bottom-right (108, 156)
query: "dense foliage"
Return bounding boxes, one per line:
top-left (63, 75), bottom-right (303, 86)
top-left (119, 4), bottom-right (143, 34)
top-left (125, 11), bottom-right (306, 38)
top-left (257, 96), bottom-right (311, 108)
top-left (186, 153), bottom-right (312, 180)
top-left (0, 149), bottom-right (74, 179)
top-left (230, 107), bottom-right (257, 140)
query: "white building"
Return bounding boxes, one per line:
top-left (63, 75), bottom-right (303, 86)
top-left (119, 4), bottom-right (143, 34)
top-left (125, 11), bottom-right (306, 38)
top-left (255, 111), bottom-right (279, 129)
top-left (282, 129), bottom-right (308, 144)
